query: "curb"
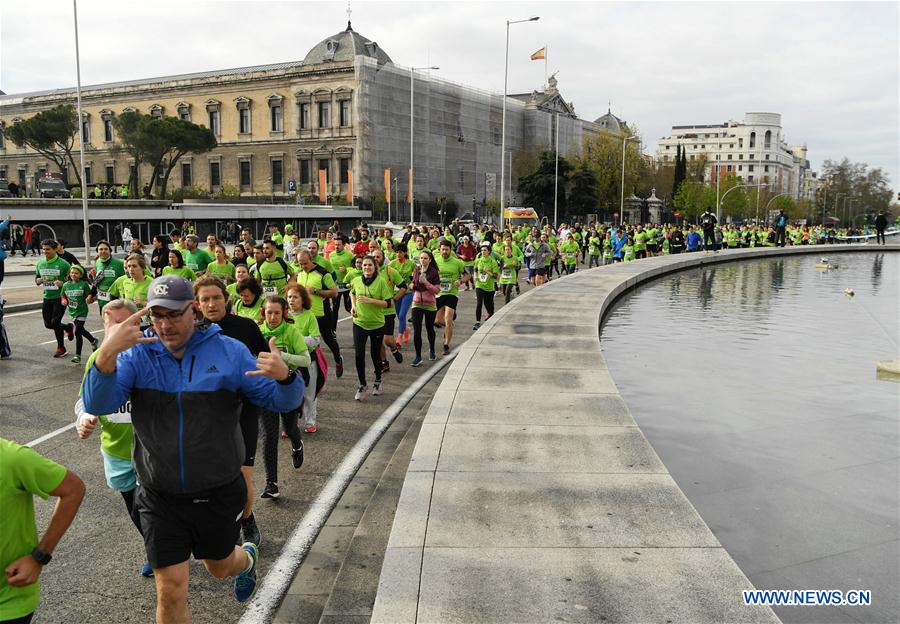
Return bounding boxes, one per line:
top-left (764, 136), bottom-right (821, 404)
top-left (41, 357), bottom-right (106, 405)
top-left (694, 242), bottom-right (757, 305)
top-left (6, 301), bottom-right (42, 313)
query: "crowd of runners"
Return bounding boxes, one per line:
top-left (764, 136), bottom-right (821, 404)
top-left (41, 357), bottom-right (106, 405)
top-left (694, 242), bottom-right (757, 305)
top-left (1, 212), bottom-right (892, 623)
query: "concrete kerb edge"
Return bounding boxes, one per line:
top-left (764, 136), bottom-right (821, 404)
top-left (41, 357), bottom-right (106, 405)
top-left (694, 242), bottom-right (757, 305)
top-left (6, 301), bottom-right (43, 313)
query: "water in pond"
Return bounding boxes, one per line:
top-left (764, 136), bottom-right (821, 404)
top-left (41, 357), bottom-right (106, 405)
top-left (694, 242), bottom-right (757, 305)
top-left (602, 252), bottom-right (899, 624)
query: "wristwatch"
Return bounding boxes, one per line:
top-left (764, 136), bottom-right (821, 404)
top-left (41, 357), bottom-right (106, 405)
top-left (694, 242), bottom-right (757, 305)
top-left (31, 548), bottom-right (52, 565)
top-left (277, 370), bottom-right (297, 385)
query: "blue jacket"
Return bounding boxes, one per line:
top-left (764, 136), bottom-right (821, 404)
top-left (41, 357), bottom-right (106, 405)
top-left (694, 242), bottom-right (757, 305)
top-left (0, 220), bottom-right (8, 261)
top-left (83, 323), bottom-right (303, 494)
top-left (612, 235), bottom-right (627, 259)
top-left (686, 232), bottom-right (702, 251)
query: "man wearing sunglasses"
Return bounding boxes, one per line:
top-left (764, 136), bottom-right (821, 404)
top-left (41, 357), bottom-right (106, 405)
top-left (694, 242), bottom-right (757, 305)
top-left (81, 274), bottom-right (303, 623)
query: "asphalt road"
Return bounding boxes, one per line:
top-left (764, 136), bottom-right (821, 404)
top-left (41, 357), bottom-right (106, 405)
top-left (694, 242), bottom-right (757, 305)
top-left (0, 270), bottom-right (543, 624)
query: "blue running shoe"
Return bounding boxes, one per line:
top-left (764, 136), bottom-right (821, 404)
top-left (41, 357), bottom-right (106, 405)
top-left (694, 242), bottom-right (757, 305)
top-left (140, 562), bottom-right (154, 578)
top-left (233, 542), bottom-right (258, 603)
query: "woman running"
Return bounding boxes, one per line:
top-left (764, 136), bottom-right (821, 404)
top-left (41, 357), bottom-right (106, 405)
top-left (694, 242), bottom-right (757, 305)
top-left (61, 264), bottom-right (99, 363)
top-left (150, 235), bottom-right (170, 277)
top-left (409, 250), bottom-right (441, 367)
top-left (286, 283), bottom-right (323, 434)
top-left (498, 243), bottom-right (520, 304)
top-left (473, 241), bottom-right (499, 330)
top-left (349, 255), bottom-right (393, 400)
top-left (371, 248), bottom-right (406, 372)
top-left (108, 254), bottom-right (154, 329)
top-left (226, 264), bottom-right (251, 301)
top-left (162, 249), bottom-right (196, 281)
top-left (233, 277), bottom-right (264, 320)
top-left (90, 240), bottom-right (125, 312)
top-left (207, 244), bottom-right (236, 281)
top-left (389, 243), bottom-right (415, 345)
top-left (257, 296), bottom-right (310, 500)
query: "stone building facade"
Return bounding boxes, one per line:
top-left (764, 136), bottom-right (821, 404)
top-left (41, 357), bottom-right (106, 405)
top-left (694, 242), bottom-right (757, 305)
top-left (0, 22), bottom-right (623, 209)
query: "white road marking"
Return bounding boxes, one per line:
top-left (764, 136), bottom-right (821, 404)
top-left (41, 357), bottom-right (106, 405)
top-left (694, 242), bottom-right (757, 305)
top-left (5, 309), bottom-right (42, 318)
top-left (25, 423), bottom-right (76, 448)
top-left (238, 346), bottom-right (460, 624)
top-left (38, 328), bottom-right (105, 346)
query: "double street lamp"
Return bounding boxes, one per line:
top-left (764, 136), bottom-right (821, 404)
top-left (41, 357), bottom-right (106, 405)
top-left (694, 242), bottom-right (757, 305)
top-left (410, 65), bottom-right (439, 225)
top-left (619, 135), bottom-right (638, 226)
top-left (499, 15), bottom-right (539, 230)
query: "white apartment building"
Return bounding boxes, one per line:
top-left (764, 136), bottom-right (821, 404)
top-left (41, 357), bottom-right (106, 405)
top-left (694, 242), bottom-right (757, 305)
top-left (656, 112), bottom-right (810, 200)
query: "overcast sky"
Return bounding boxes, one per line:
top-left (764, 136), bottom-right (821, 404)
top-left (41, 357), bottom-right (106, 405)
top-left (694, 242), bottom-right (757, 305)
top-left (1, 1), bottom-right (897, 190)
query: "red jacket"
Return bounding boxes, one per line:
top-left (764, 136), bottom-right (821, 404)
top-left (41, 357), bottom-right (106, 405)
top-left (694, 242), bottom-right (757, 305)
top-left (352, 239), bottom-right (371, 257)
top-left (456, 243), bottom-right (476, 262)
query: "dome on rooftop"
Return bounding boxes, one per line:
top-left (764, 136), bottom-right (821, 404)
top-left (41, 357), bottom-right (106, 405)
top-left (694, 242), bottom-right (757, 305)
top-left (303, 22), bottom-right (392, 66)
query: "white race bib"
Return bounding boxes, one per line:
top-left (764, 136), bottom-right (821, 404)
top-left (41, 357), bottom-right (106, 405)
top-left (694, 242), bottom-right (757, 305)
top-left (478, 273), bottom-right (488, 283)
top-left (43, 283), bottom-right (59, 292)
top-left (262, 285), bottom-right (278, 296)
top-left (439, 281), bottom-right (452, 292)
top-left (98, 291), bottom-right (111, 302)
top-left (501, 270), bottom-right (512, 280)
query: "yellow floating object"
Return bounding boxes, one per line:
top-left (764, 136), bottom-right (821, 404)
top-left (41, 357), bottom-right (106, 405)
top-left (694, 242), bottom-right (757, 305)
top-left (876, 359), bottom-right (900, 375)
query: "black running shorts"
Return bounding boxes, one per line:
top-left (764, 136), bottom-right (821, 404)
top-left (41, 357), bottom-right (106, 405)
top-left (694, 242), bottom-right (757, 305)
top-left (383, 313), bottom-right (396, 336)
top-left (437, 295), bottom-right (459, 310)
top-left (133, 475), bottom-right (246, 569)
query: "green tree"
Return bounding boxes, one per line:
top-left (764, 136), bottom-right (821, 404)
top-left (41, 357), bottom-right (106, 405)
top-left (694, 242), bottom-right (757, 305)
top-left (3, 104), bottom-right (82, 186)
top-left (567, 162), bottom-right (598, 217)
top-left (673, 180), bottom-right (714, 220)
top-left (672, 144), bottom-right (686, 197)
top-left (817, 158), bottom-right (893, 217)
top-left (113, 112), bottom-right (216, 199)
top-left (579, 131), bottom-right (644, 220)
top-left (517, 150), bottom-right (571, 217)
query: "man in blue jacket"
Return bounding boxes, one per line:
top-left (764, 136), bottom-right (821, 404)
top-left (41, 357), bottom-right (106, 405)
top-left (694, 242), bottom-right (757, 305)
top-left (82, 274), bottom-right (304, 623)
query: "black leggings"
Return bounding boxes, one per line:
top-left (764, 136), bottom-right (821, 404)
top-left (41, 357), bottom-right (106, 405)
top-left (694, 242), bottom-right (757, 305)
top-left (412, 307), bottom-right (436, 358)
top-left (260, 409), bottom-right (302, 485)
top-left (475, 288), bottom-right (495, 322)
top-left (121, 488), bottom-right (143, 536)
top-left (316, 314), bottom-right (341, 361)
top-left (502, 284), bottom-right (515, 303)
top-left (73, 319), bottom-right (96, 355)
top-left (353, 324), bottom-right (383, 386)
top-left (42, 299), bottom-right (71, 349)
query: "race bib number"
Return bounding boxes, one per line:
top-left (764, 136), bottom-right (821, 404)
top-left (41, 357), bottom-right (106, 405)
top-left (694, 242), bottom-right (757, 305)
top-left (43, 283), bottom-right (59, 292)
top-left (98, 291), bottom-right (111, 302)
top-left (187, 263), bottom-right (199, 271)
top-left (262, 285), bottom-right (278, 296)
top-left (478, 273), bottom-right (488, 283)
top-left (439, 281), bottom-right (452, 292)
top-left (565, 253), bottom-right (575, 260)
top-left (67, 299), bottom-right (78, 309)
top-left (501, 270), bottom-right (512, 280)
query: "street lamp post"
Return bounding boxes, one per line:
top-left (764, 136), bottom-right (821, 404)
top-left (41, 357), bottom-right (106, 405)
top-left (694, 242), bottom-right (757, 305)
top-left (553, 112), bottom-right (559, 227)
top-left (392, 177), bottom-right (398, 226)
top-left (73, 0), bottom-right (91, 263)
top-left (619, 135), bottom-right (638, 226)
top-left (499, 16), bottom-right (539, 231)
top-left (410, 65), bottom-right (439, 225)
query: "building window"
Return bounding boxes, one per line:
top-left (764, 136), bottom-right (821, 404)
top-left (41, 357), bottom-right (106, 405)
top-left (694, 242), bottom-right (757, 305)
top-left (106, 165), bottom-right (115, 184)
top-left (738, 154), bottom-right (743, 160)
top-left (271, 159), bottom-right (283, 188)
top-left (81, 116), bottom-right (91, 144)
top-left (765, 154), bottom-right (770, 160)
top-left (748, 175), bottom-right (754, 183)
top-left (318, 159), bottom-right (329, 183)
top-left (739, 138), bottom-right (744, 148)
top-left (665, 145), bottom-right (670, 150)
top-left (690, 155), bottom-right (695, 161)
top-left (727, 154), bottom-right (732, 160)
top-left (239, 160), bottom-right (251, 188)
top-left (0, 125), bottom-right (5, 150)
top-left (749, 132), bottom-right (756, 148)
top-left (764, 130), bottom-right (772, 148)
top-left (729, 143), bottom-right (734, 148)
top-left (493, 126), bottom-right (501, 146)
top-left (210, 161), bottom-right (221, 187)
top-left (84, 165), bottom-right (92, 185)
top-left (339, 100), bottom-right (350, 127)
top-left (300, 159), bottom-right (310, 184)
top-left (700, 144), bottom-right (705, 149)
top-left (239, 108), bottom-right (250, 134)
top-left (181, 162), bottom-right (192, 187)
top-left (726, 165), bottom-right (732, 172)
top-left (129, 163), bottom-right (136, 184)
top-left (738, 165), bottom-right (742, 172)
top-left (208, 110), bottom-right (220, 136)
top-left (0, 166), bottom-right (6, 180)
top-left (149, 105), bottom-right (164, 119)
top-left (764, 165), bottom-right (769, 173)
top-left (748, 165), bottom-right (754, 172)
top-left (18, 168), bottom-right (27, 186)
top-left (270, 105), bottom-right (283, 132)
top-left (299, 103), bottom-right (310, 129)
top-left (103, 119), bottom-right (114, 142)
top-left (340, 158), bottom-right (350, 184)
top-left (318, 102), bottom-right (330, 128)
top-left (177, 103), bottom-right (191, 121)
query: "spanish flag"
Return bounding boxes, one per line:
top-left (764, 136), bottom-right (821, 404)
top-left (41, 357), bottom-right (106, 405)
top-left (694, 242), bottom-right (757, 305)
top-left (530, 47), bottom-right (546, 61)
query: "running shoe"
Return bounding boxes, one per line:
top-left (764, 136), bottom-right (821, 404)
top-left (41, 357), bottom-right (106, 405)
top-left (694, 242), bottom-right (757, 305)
top-left (442, 344), bottom-right (451, 356)
top-left (335, 355), bottom-right (344, 378)
top-left (140, 563), bottom-right (154, 578)
top-left (355, 385), bottom-right (369, 401)
top-left (64, 324), bottom-right (74, 342)
top-left (391, 346), bottom-right (403, 363)
top-left (304, 423), bottom-right (318, 434)
top-left (233, 543), bottom-right (259, 603)
top-left (472, 322), bottom-right (481, 331)
top-left (428, 350), bottom-right (436, 361)
top-left (292, 442), bottom-right (304, 469)
top-left (403, 327), bottom-right (410, 344)
top-left (411, 356), bottom-right (423, 367)
top-left (241, 514), bottom-right (262, 549)
top-left (260, 482), bottom-right (280, 499)
top-left (435, 322), bottom-right (444, 329)
top-left (373, 381), bottom-right (383, 396)
top-left (71, 354), bottom-right (81, 363)
top-left (53, 347), bottom-right (67, 358)
top-left (381, 361), bottom-right (390, 374)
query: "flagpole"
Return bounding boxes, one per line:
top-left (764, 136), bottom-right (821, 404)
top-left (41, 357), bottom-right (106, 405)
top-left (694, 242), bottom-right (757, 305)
top-left (544, 45), bottom-right (548, 90)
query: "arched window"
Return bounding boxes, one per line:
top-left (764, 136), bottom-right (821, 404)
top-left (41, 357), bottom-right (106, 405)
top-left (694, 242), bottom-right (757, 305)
top-left (749, 132), bottom-right (756, 148)
top-left (764, 130), bottom-right (772, 148)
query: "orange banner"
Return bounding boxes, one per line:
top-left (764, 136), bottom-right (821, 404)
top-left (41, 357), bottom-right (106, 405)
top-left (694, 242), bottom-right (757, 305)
top-left (407, 168), bottom-right (413, 204)
top-left (384, 168), bottom-right (391, 203)
top-left (318, 168), bottom-right (327, 202)
top-left (346, 169), bottom-right (353, 204)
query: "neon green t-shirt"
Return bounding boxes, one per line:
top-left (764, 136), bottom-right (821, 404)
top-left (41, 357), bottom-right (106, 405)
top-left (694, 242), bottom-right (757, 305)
top-left (474, 254), bottom-right (499, 292)
top-left (162, 266), bottom-right (196, 281)
top-left (79, 351), bottom-right (132, 461)
top-left (35, 255), bottom-right (71, 300)
top-left (257, 259), bottom-right (296, 298)
top-left (61, 279), bottom-right (91, 319)
top-left (0, 439), bottom-right (67, 621)
top-left (207, 260), bottom-right (236, 280)
top-left (295, 269), bottom-right (335, 318)
top-left (184, 249), bottom-right (211, 274)
top-left (433, 254), bottom-right (466, 298)
top-left (350, 274), bottom-right (393, 330)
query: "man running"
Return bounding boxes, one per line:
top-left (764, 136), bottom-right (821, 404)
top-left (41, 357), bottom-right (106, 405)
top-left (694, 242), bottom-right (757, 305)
top-left (254, 239), bottom-right (295, 298)
top-left (182, 235), bottom-right (211, 275)
top-left (82, 274), bottom-right (304, 622)
top-left (434, 239), bottom-right (468, 356)
top-left (700, 208), bottom-right (718, 251)
top-left (35, 239), bottom-right (75, 358)
top-left (295, 249), bottom-right (343, 377)
top-left (194, 274), bottom-right (267, 547)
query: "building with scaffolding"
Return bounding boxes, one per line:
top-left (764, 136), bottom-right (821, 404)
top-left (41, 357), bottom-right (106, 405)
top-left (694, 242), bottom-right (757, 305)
top-left (0, 22), bottom-right (624, 217)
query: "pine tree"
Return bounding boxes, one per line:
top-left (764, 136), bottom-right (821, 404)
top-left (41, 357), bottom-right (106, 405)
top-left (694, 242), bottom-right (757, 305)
top-left (672, 144), bottom-right (686, 198)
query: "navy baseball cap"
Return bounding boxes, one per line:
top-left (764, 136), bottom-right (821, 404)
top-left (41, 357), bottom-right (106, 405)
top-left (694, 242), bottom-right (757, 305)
top-left (147, 275), bottom-right (194, 309)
